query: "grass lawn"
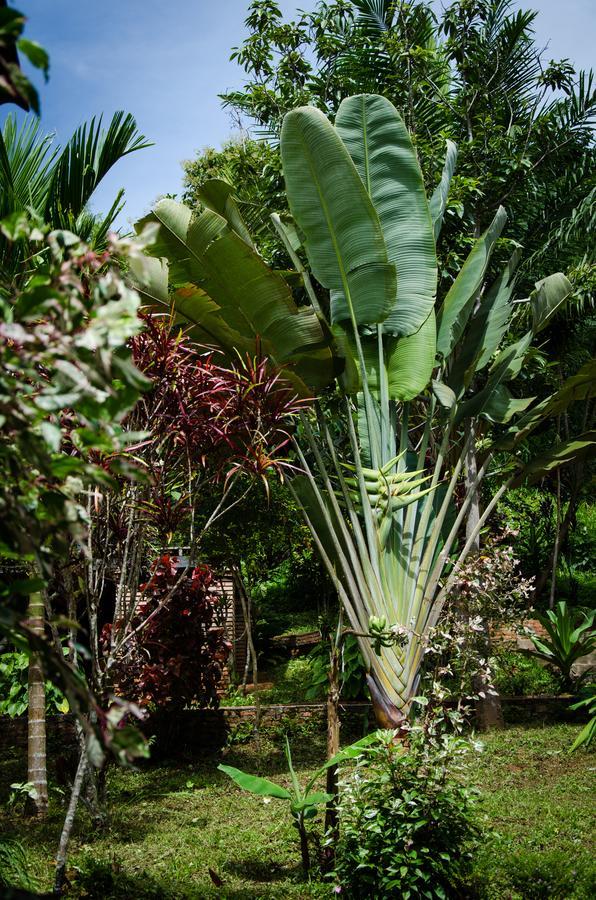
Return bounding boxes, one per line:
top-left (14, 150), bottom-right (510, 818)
top-left (0, 723), bottom-right (594, 898)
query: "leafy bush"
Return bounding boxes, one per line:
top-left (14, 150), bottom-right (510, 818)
top-left (305, 632), bottom-right (367, 700)
top-left (566, 501), bottom-right (596, 573)
top-left (254, 552), bottom-right (333, 643)
top-left (0, 650), bottom-right (69, 716)
top-left (333, 728), bottom-right (481, 899)
top-left (490, 650), bottom-right (562, 696)
top-left (103, 556), bottom-right (231, 710)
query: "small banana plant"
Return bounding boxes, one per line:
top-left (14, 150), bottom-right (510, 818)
top-left (218, 732), bottom-right (377, 873)
top-left (530, 601), bottom-right (596, 690)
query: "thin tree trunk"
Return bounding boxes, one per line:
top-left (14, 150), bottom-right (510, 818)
top-left (27, 590), bottom-right (48, 816)
top-left (234, 569), bottom-right (260, 731)
top-left (324, 638), bottom-right (340, 843)
top-left (533, 483), bottom-right (578, 600)
top-left (464, 424), bottom-right (504, 731)
top-left (54, 747), bottom-right (87, 894)
top-left (549, 467), bottom-right (562, 609)
top-left (241, 641), bottom-right (251, 694)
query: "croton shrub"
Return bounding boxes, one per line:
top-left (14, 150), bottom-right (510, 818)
top-left (102, 555), bottom-right (231, 710)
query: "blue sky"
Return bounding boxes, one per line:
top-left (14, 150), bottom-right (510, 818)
top-left (4, 1), bottom-right (595, 229)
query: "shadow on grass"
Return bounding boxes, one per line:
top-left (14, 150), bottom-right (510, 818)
top-left (223, 858), bottom-right (302, 884)
top-left (69, 860), bottom-right (183, 899)
top-left (72, 858), bottom-right (308, 899)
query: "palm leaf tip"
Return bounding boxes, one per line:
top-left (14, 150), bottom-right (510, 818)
top-left (45, 111), bottom-right (153, 226)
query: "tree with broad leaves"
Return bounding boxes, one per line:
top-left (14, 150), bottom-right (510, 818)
top-left (137, 90), bottom-right (595, 729)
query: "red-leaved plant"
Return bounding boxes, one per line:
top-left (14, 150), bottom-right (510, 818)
top-left (128, 313), bottom-right (305, 490)
top-left (102, 555), bottom-right (231, 710)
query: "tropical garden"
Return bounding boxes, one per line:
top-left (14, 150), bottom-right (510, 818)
top-left (0, 1), bottom-right (594, 897)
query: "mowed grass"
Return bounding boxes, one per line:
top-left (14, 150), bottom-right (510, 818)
top-left (468, 724), bottom-right (595, 899)
top-left (0, 723), bottom-right (594, 898)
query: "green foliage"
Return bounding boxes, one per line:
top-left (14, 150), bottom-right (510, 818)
top-left (135, 195), bottom-right (335, 397)
top-left (305, 632), bottom-right (367, 701)
top-left (0, 221), bottom-right (152, 750)
top-left (0, 650), bottom-right (69, 716)
top-left (0, 3), bottom-right (47, 113)
top-left (0, 724), bottom-right (593, 897)
top-left (0, 836), bottom-right (34, 890)
top-left (482, 850), bottom-right (596, 900)
top-left (490, 650), bottom-right (562, 697)
top-left (0, 224), bottom-right (149, 581)
top-left (263, 659), bottom-right (315, 704)
top-left (151, 88), bottom-right (596, 723)
top-left (182, 138), bottom-right (285, 263)
top-left (565, 501), bottom-right (596, 574)
top-left (569, 683), bottom-right (596, 752)
top-left (254, 556), bottom-right (332, 643)
top-left (497, 487), bottom-right (556, 577)
top-left (0, 112), bottom-right (151, 285)
top-left (333, 728), bottom-right (481, 899)
top-left (530, 602), bottom-right (596, 688)
top-left (6, 780), bottom-right (38, 812)
top-left (221, 0), bottom-right (595, 293)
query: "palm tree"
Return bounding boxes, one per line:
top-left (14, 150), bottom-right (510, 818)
top-left (137, 94), bottom-right (595, 726)
top-left (0, 110), bottom-right (151, 288)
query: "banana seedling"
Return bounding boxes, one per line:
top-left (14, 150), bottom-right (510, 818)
top-left (218, 732), bottom-right (377, 873)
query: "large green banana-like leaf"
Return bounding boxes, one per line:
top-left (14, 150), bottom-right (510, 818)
top-left (195, 178), bottom-right (255, 248)
top-left (342, 310), bottom-right (436, 402)
top-left (128, 255), bottom-right (265, 369)
top-left (481, 385), bottom-right (535, 423)
top-left (447, 249), bottom-right (520, 395)
top-left (495, 359), bottom-right (596, 450)
top-left (512, 431), bottom-right (596, 486)
top-left (217, 765), bottom-right (292, 800)
top-left (280, 106), bottom-right (396, 329)
top-left (136, 198), bottom-right (336, 394)
top-left (429, 139), bottom-right (457, 241)
top-left (129, 254), bottom-right (168, 306)
top-left (456, 331), bottom-right (532, 423)
top-left (385, 310), bottom-right (436, 401)
top-left (530, 272), bottom-right (573, 333)
top-left (436, 206), bottom-right (507, 360)
top-left (335, 94), bottom-right (437, 336)
top-left (360, 311), bottom-right (437, 401)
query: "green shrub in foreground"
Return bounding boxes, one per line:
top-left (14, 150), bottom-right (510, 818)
top-left (333, 727), bottom-right (481, 899)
